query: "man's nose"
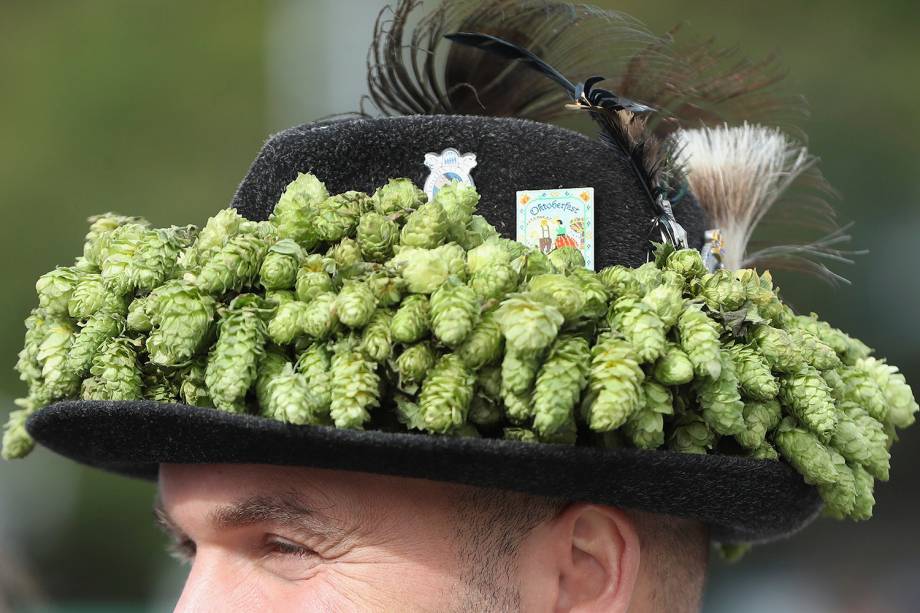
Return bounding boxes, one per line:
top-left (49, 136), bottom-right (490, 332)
top-left (173, 551), bottom-right (262, 613)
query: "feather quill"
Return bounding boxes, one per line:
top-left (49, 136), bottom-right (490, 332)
top-left (677, 124), bottom-right (856, 282)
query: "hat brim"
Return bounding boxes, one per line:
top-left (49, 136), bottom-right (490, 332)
top-left (27, 401), bottom-right (821, 544)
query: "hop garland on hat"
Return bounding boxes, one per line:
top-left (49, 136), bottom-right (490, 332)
top-left (4, 174), bottom-right (917, 529)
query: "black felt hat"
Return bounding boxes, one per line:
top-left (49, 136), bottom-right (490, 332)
top-left (20, 0), bottom-right (879, 547)
top-left (26, 113), bottom-right (822, 544)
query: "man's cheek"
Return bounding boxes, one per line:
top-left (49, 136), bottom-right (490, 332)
top-left (311, 555), bottom-right (456, 612)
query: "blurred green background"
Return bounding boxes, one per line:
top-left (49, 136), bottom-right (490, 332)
top-left (0, 1), bottom-right (917, 611)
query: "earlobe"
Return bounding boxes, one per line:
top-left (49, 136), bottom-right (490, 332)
top-left (553, 505), bottom-right (641, 613)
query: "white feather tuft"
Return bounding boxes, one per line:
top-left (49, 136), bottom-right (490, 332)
top-left (677, 123), bottom-right (852, 280)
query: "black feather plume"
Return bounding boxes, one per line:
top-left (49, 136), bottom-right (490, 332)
top-left (365, 0), bottom-right (805, 134)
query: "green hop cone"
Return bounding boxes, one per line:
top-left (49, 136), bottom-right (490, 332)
top-left (329, 342), bottom-right (380, 429)
top-left (360, 309), bottom-right (394, 363)
top-left (142, 367), bottom-right (180, 403)
top-left (748, 441), bottom-right (780, 461)
top-left (668, 413), bottom-right (716, 454)
top-left (83, 213), bottom-right (150, 267)
top-left (335, 281), bottom-right (377, 329)
top-left (419, 354), bottom-right (475, 434)
top-left (532, 336), bottom-right (591, 437)
top-left (839, 402), bottom-right (890, 480)
top-left (131, 226), bottom-right (195, 293)
top-left (255, 349), bottom-right (290, 414)
top-left (652, 344), bottom-right (695, 386)
top-left (145, 282), bottom-right (216, 366)
top-left (570, 268), bottom-right (609, 321)
top-left (632, 262), bottom-right (663, 295)
top-left (641, 282), bottom-right (683, 328)
top-left (547, 247), bottom-right (585, 274)
top-left (15, 309), bottom-right (53, 389)
top-left (696, 269), bottom-right (748, 311)
top-left (36, 320), bottom-right (79, 401)
top-left (495, 294), bottom-right (564, 354)
top-left (503, 427), bottom-right (539, 443)
top-left (193, 233), bottom-right (268, 295)
top-left (858, 357), bottom-right (918, 429)
top-left (597, 265), bottom-right (641, 298)
top-left (391, 295), bottom-right (431, 344)
top-left (433, 243), bottom-right (468, 281)
top-left (501, 350), bottom-right (539, 423)
top-left (529, 274), bottom-right (585, 322)
top-left (727, 343), bottom-right (779, 401)
top-left (36, 267), bottom-right (82, 316)
top-left (850, 462), bottom-right (876, 521)
top-left (391, 247), bottom-right (449, 294)
top-left (356, 212), bottom-right (399, 262)
top-left (1, 410), bottom-right (35, 460)
top-left (664, 248), bottom-right (706, 280)
top-left (818, 449), bottom-right (857, 520)
top-left (270, 172), bottom-right (328, 248)
top-left (677, 305), bottom-right (722, 379)
top-left (476, 364), bottom-right (502, 402)
top-left (467, 239), bottom-right (512, 275)
top-left (832, 366), bottom-right (887, 423)
top-left (205, 297), bottom-right (268, 413)
top-left (295, 269), bottom-right (334, 303)
top-left (774, 418), bottom-right (838, 486)
top-left (300, 292), bottom-right (338, 339)
top-left (456, 311), bottom-right (503, 370)
top-left (624, 380), bottom-right (673, 449)
top-left (126, 296), bottom-right (153, 332)
top-left (695, 350), bottom-right (745, 436)
top-left (259, 239), bottom-right (304, 290)
top-left (470, 263), bottom-right (519, 302)
top-left (265, 289), bottom-right (295, 306)
top-left (788, 328), bottom-right (841, 371)
top-left (99, 223), bottom-right (148, 295)
top-left (393, 341), bottom-right (437, 393)
top-left (64, 309), bottom-right (124, 380)
top-left (735, 399), bottom-right (782, 450)
top-left (372, 178), bottom-right (426, 215)
top-left (584, 335), bottom-right (645, 432)
top-left (68, 274), bottom-right (110, 320)
top-left (779, 366), bottom-right (838, 440)
top-left (829, 410), bottom-right (874, 468)
top-left (179, 357), bottom-right (212, 408)
top-left (314, 191), bottom-right (368, 243)
top-left (329, 237), bottom-right (363, 272)
top-left (609, 297), bottom-right (667, 364)
top-left (267, 301), bottom-right (308, 345)
top-left (366, 271), bottom-right (404, 307)
top-left (266, 364), bottom-right (324, 425)
top-left (295, 343), bottom-right (333, 416)
top-left (458, 214), bottom-right (500, 251)
top-left (399, 201), bottom-right (448, 248)
top-left (430, 283), bottom-right (479, 347)
top-left (515, 250), bottom-right (553, 280)
top-left (751, 324), bottom-right (805, 374)
top-left (179, 208), bottom-right (244, 270)
top-left (84, 337), bottom-right (143, 401)
top-left (434, 182), bottom-right (479, 243)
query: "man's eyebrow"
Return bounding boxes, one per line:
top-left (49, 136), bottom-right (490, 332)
top-left (208, 493), bottom-right (346, 541)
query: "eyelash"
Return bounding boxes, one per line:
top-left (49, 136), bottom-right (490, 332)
top-left (267, 537), bottom-right (313, 559)
top-left (166, 538), bottom-right (196, 563)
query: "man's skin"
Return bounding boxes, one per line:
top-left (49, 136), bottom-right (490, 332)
top-left (158, 464), bottom-right (660, 612)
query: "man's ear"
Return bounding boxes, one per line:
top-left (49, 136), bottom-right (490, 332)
top-left (526, 503), bottom-right (641, 613)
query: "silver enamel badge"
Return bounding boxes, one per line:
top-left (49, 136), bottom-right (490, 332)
top-left (423, 148), bottom-right (477, 201)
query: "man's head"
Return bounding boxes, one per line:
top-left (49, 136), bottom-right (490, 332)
top-left (157, 464), bottom-right (709, 612)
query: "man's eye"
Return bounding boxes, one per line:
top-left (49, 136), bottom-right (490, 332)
top-left (267, 536), bottom-right (314, 558)
top-left (167, 538), bottom-right (196, 563)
